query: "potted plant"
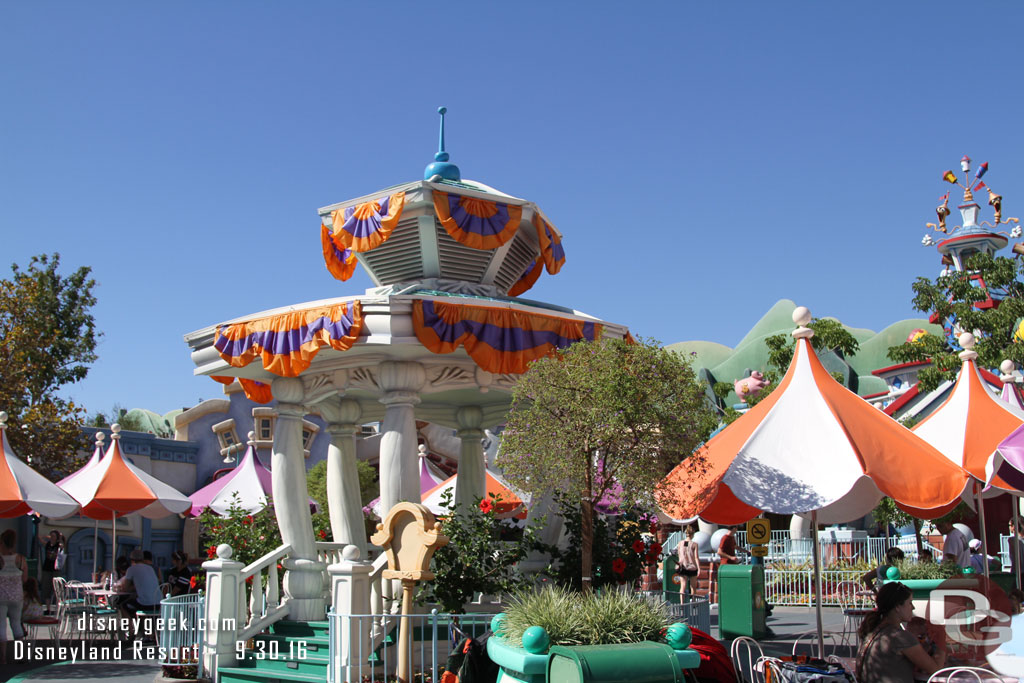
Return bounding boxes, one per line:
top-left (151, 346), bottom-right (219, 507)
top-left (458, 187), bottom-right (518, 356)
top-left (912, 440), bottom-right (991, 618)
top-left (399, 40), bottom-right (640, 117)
top-left (486, 586), bottom-right (699, 683)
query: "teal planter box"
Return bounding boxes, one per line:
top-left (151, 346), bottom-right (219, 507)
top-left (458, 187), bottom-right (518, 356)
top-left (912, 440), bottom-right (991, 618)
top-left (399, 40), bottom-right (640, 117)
top-left (487, 634), bottom-right (549, 683)
top-left (487, 633), bottom-right (700, 683)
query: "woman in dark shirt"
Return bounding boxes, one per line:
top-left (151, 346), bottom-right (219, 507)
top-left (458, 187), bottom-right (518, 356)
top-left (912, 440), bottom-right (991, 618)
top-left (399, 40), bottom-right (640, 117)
top-left (165, 551), bottom-right (192, 596)
top-left (857, 582), bottom-right (944, 682)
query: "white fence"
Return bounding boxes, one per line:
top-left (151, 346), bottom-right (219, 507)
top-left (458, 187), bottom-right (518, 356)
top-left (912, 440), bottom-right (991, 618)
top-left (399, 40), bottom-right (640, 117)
top-left (762, 568), bottom-right (871, 607)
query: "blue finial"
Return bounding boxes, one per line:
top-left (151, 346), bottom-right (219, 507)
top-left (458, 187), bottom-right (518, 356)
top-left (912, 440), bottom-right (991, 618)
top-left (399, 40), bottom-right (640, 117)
top-left (424, 106), bottom-right (461, 181)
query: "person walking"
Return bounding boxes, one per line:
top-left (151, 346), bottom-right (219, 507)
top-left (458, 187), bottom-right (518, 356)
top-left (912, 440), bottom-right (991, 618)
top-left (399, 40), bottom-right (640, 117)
top-left (0, 530), bottom-right (28, 642)
top-left (675, 525), bottom-right (702, 595)
top-left (39, 530), bottom-right (64, 611)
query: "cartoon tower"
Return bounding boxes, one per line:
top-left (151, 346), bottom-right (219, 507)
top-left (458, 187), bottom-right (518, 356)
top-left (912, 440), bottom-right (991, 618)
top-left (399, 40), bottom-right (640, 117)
top-left (922, 155), bottom-right (1021, 346)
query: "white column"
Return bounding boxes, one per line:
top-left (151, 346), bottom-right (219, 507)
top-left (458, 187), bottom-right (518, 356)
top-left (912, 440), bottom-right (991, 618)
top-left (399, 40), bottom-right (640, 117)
top-left (321, 398), bottom-right (367, 557)
top-left (454, 406), bottom-right (486, 509)
top-left (329, 546), bottom-right (372, 683)
top-left (271, 377), bottom-right (325, 621)
top-left (202, 544), bottom-right (243, 678)
top-left (377, 362), bottom-right (425, 516)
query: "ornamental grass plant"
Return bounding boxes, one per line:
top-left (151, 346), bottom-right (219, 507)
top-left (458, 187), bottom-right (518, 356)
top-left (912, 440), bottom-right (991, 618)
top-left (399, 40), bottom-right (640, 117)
top-left (499, 585), bottom-right (669, 649)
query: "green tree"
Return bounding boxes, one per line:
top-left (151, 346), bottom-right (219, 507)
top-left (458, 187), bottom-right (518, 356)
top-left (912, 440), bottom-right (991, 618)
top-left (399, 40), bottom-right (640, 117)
top-left (306, 459), bottom-right (379, 512)
top-left (88, 405), bottom-right (150, 434)
top-left (888, 252), bottom-right (1024, 392)
top-left (498, 337), bottom-right (716, 590)
top-left (0, 254), bottom-right (99, 478)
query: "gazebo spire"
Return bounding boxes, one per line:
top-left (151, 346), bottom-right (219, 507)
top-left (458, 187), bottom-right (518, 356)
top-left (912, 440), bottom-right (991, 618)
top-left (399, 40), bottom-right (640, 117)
top-left (424, 106), bottom-right (461, 182)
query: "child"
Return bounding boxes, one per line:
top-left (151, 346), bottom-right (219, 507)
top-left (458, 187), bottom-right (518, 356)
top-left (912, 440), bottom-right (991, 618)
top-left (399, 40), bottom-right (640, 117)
top-left (22, 578), bottom-right (44, 621)
top-left (907, 616), bottom-right (936, 656)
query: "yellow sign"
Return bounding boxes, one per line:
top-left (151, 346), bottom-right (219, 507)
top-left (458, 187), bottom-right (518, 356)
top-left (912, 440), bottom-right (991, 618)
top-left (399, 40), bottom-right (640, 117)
top-left (750, 545), bottom-right (768, 558)
top-left (746, 518), bottom-right (770, 544)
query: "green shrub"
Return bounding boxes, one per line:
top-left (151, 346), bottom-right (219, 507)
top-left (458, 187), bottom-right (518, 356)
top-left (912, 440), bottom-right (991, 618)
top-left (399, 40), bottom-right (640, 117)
top-left (498, 585), bottom-right (668, 649)
top-left (894, 559), bottom-right (962, 580)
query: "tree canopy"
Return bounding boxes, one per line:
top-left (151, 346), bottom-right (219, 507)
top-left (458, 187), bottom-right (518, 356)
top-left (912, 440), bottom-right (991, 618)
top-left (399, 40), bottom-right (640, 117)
top-left (888, 253), bottom-right (1024, 392)
top-left (498, 337), bottom-right (716, 587)
top-left (0, 254), bottom-right (98, 478)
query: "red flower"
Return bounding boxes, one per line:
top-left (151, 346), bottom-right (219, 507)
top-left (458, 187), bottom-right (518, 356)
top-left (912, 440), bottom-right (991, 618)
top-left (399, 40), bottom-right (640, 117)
top-left (277, 563), bottom-right (283, 571)
top-left (649, 523), bottom-right (658, 535)
top-left (649, 542), bottom-right (662, 555)
top-left (612, 558), bottom-right (626, 574)
top-left (189, 575), bottom-right (198, 589)
top-left (631, 540), bottom-right (646, 554)
top-left (479, 499), bottom-right (494, 514)
top-left (242, 515), bottom-right (253, 525)
top-left (318, 529), bottom-right (327, 540)
top-left (207, 545), bottom-right (217, 559)
top-left (246, 576), bottom-right (253, 585)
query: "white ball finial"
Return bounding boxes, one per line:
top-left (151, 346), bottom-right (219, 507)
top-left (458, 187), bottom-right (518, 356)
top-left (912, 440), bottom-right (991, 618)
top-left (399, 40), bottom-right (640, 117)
top-left (96, 431), bottom-right (105, 444)
top-left (0, 411), bottom-right (7, 427)
top-left (1001, 359), bottom-right (1016, 375)
top-left (247, 431), bottom-right (256, 444)
top-left (341, 544), bottom-right (361, 562)
top-left (959, 332), bottom-right (976, 350)
top-left (216, 544), bottom-right (233, 559)
top-left (418, 444), bottom-right (427, 456)
top-left (111, 423), bottom-right (122, 439)
top-left (793, 306), bottom-right (812, 326)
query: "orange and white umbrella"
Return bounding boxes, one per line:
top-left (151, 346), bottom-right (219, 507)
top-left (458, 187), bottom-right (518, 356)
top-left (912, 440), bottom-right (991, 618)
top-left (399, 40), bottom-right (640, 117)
top-left (911, 334), bottom-right (1024, 578)
top-left (656, 306), bottom-right (972, 658)
top-left (657, 308), bottom-right (971, 526)
top-left (0, 412), bottom-right (80, 519)
top-left (422, 469), bottom-right (527, 519)
top-left (60, 424), bottom-right (190, 561)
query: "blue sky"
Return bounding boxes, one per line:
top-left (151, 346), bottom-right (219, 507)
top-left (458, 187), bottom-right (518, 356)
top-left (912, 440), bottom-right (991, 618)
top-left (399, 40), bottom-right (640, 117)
top-left (3, 2), bottom-right (1023, 416)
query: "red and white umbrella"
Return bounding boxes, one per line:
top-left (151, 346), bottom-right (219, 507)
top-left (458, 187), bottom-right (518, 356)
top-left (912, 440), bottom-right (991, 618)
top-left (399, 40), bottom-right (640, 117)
top-left (0, 411), bottom-right (80, 519)
top-left (657, 307), bottom-right (972, 657)
top-left (912, 334), bottom-right (1024, 578)
top-left (60, 424), bottom-right (190, 563)
top-left (421, 469), bottom-right (527, 519)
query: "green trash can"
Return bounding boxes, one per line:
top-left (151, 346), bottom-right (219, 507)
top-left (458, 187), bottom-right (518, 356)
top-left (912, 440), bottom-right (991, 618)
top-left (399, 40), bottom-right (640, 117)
top-left (547, 641), bottom-right (688, 683)
top-left (662, 555), bottom-right (681, 605)
top-left (718, 564), bottom-right (768, 639)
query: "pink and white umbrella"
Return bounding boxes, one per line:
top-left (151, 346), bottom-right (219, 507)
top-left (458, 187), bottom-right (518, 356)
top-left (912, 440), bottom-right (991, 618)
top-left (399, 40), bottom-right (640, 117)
top-left (0, 412), bottom-right (80, 519)
top-left (57, 431), bottom-right (108, 574)
top-left (189, 436), bottom-right (318, 516)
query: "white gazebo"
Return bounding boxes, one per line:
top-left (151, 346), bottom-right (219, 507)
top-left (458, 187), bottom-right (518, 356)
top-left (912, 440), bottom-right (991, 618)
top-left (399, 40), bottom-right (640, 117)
top-left (185, 110), bottom-right (631, 639)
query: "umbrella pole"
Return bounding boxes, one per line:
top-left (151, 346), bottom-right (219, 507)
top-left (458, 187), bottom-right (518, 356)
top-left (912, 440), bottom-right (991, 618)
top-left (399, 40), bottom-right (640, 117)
top-left (111, 512), bottom-right (116, 575)
top-left (92, 520), bottom-right (98, 578)
top-left (977, 485), bottom-right (990, 580)
top-left (812, 510), bottom-right (824, 660)
top-left (1014, 496), bottom-right (1021, 590)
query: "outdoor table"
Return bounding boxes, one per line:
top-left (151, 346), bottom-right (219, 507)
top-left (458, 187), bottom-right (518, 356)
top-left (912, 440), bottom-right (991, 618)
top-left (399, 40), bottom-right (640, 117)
top-left (917, 671), bottom-right (1017, 682)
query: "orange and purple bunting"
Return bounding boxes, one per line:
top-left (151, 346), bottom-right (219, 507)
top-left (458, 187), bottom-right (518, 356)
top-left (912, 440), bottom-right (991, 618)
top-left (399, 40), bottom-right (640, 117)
top-left (433, 191), bottom-right (523, 250)
top-left (214, 302), bottom-right (364, 377)
top-left (412, 299), bottom-right (601, 375)
top-left (327, 192), bottom-right (406, 252)
top-left (321, 225), bottom-right (358, 281)
top-left (533, 214), bottom-right (565, 274)
top-left (508, 258), bottom-right (543, 297)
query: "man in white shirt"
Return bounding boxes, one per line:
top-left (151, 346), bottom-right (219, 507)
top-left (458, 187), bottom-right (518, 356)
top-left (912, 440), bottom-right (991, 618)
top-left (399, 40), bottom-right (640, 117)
top-left (936, 521), bottom-right (970, 568)
top-left (115, 548), bottom-right (163, 617)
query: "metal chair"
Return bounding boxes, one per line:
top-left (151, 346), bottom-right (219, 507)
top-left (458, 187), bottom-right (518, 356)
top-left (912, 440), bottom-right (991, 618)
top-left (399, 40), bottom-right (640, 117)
top-left (23, 615), bottom-right (61, 645)
top-left (791, 630), bottom-right (841, 659)
top-left (730, 636), bottom-right (766, 683)
top-left (926, 666), bottom-right (1007, 682)
top-left (835, 580), bottom-right (873, 648)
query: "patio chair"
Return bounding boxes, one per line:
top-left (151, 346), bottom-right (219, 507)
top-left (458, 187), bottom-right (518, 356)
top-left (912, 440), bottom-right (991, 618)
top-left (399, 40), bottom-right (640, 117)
top-left (730, 636), bottom-right (766, 683)
top-left (791, 630), bottom-right (841, 659)
top-left (835, 580), bottom-right (873, 648)
top-left (926, 666), bottom-right (1008, 682)
top-left (23, 615), bottom-right (61, 645)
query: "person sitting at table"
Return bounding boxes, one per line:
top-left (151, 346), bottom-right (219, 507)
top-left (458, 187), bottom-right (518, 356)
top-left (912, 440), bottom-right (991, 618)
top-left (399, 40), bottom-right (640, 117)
top-left (165, 551), bottom-right (192, 597)
top-left (1008, 588), bottom-right (1024, 616)
top-left (857, 582), bottom-right (945, 682)
top-left (861, 546), bottom-right (904, 594)
top-left (114, 549), bottom-right (162, 620)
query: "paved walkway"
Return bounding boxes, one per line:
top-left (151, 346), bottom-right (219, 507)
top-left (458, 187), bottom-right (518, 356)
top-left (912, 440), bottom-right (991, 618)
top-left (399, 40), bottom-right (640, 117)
top-left (0, 607), bottom-right (849, 682)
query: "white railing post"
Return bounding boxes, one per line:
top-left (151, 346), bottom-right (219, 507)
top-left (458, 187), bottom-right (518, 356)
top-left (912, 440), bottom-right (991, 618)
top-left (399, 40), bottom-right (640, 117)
top-left (202, 544), bottom-right (243, 680)
top-left (329, 545), bottom-right (373, 683)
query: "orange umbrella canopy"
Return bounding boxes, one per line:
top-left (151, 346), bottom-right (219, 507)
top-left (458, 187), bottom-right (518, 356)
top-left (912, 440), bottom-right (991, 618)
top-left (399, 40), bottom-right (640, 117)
top-left (657, 308), bottom-right (971, 525)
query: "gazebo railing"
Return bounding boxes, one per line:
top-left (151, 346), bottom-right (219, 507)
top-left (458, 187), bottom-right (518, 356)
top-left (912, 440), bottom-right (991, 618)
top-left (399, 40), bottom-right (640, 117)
top-left (159, 591), bottom-right (205, 679)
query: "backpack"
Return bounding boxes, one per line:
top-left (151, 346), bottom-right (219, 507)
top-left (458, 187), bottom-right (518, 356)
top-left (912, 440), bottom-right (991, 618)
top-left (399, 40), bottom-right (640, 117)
top-left (685, 626), bottom-right (737, 683)
top-left (439, 633), bottom-right (498, 683)
top-left (765, 657), bottom-right (854, 683)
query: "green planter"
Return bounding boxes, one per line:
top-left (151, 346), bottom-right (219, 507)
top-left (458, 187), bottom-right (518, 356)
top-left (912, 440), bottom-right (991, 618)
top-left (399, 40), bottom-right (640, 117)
top-left (486, 617), bottom-right (701, 683)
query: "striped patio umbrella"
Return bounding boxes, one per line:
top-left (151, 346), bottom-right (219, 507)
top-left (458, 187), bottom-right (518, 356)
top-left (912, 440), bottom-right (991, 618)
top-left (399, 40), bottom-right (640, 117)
top-left (60, 424), bottom-right (190, 564)
top-left (0, 412), bottom-right (80, 519)
top-left (912, 334), bottom-right (1024, 578)
top-left (57, 431), bottom-right (108, 574)
top-left (656, 307), bottom-right (972, 658)
top-left (989, 361), bottom-right (1024, 589)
